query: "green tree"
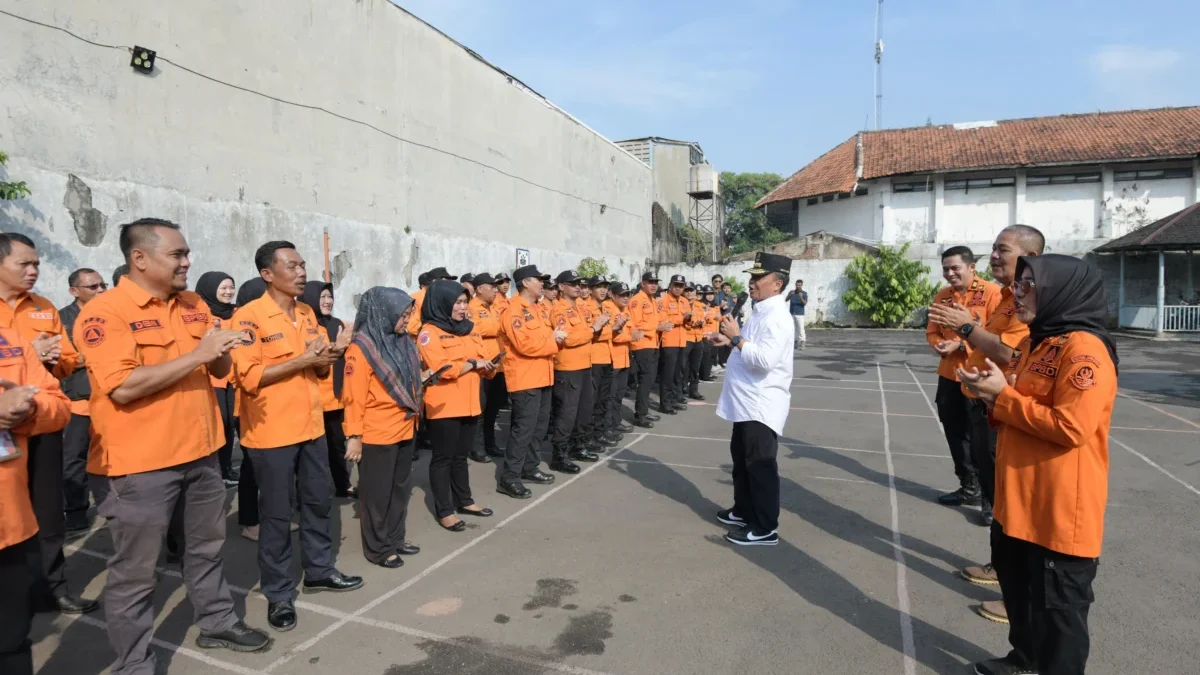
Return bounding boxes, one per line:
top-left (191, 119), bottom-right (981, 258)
top-left (577, 257), bottom-right (618, 282)
top-left (0, 150), bottom-right (31, 201)
top-left (720, 171), bottom-right (785, 254)
top-left (842, 243), bottom-right (940, 327)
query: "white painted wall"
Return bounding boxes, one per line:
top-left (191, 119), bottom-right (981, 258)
top-left (795, 192), bottom-right (875, 240)
top-left (883, 189), bottom-right (935, 243)
top-left (941, 186), bottom-right (1014, 243)
top-left (1024, 183), bottom-right (1100, 239)
top-left (1109, 178), bottom-right (1193, 238)
top-left (0, 0), bottom-right (651, 315)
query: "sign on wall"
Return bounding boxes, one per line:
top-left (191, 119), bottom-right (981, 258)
top-left (515, 248), bottom-right (530, 268)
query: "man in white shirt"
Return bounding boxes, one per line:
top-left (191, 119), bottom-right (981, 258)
top-left (709, 252), bottom-right (794, 546)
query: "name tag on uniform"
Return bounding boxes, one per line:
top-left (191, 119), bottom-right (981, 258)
top-left (28, 312), bottom-right (54, 321)
top-left (130, 319), bottom-right (162, 332)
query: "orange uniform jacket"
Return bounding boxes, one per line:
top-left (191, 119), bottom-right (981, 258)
top-left (407, 288), bottom-right (427, 337)
top-left (657, 294), bottom-right (687, 349)
top-left (961, 289), bottom-right (1029, 399)
top-left (627, 290), bottom-right (660, 351)
top-left (926, 276), bottom-right (1001, 381)
top-left (499, 295), bottom-right (559, 393)
top-left (0, 292), bottom-right (81, 380)
top-left (341, 344), bottom-right (417, 445)
top-left (604, 300), bottom-right (633, 370)
top-left (467, 296), bottom-right (502, 365)
top-left (317, 323), bottom-right (345, 412)
top-left (552, 298), bottom-right (594, 372)
top-left (78, 279), bottom-right (224, 476)
top-left (703, 304), bottom-right (721, 337)
top-left (684, 299), bottom-right (705, 342)
top-left (231, 295), bottom-right (326, 449)
top-left (992, 332), bottom-right (1117, 558)
top-left (588, 298), bottom-right (613, 365)
top-left (418, 324), bottom-right (493, 419)
top-left (0, 327), bottom-right (71, 549)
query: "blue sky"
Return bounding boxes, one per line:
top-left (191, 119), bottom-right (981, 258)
top-left (393, 0), bottom-right (1198, 176)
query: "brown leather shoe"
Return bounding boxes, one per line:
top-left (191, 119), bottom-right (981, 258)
top-left (960, 562), bottom-right (1000, 585)
top-left (976, 600), bottom-right (1009, 624)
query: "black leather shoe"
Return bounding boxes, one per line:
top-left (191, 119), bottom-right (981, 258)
top-left (440, 518), bottom-right (467, 532)
top-left (378, 555), bottom-right (404, 569)
top-left (197, 620), bottom-right (272, 652)
top-left (397, 542), bottom-right (421, 555)
top-left (303, 571), bottom-right (364, 594)
top-left (601, 433), bottom-right (624, 447)
top-left (937, 485), bottom-right (982, 507)
top-left (569, 450), bottom-right (599, 463)
top-left (485, 447), bottom-right (505, 458)
top-left (267, 601), bottom-right (296, 632)
top-left (522, 471), bottom-right (555, 485)
top-left (550, 458), bottom-right (581, 474)
top-left (632, 417), bottom-right (654, 429)
top-left (645, 412), bottom-right (661, 421)
top-left (44, 595), bottom-right (99, 615)
top-left (617, 423), bottom-right (634, 433)
top-left (688, 393), bottom-right (705, 401)
top-left (457, 506), bottom-right (494, 517)
top-left (657, 406), bottom-right (677, 415)
top-left (673, 403), bottom-right (689, 412)
top-left (468, 451), bottom-right (492, 464)
top-left (497, 481), bottom-right (533, 499)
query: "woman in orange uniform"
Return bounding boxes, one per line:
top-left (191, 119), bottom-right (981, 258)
top-left (301, 281), bottom-right (355, 498)
top-left (196, 271), bottom-right (241, 487)
top-left (417, 281), bottom-right (497, 532)
top-left (342, 287), bottom-right (423, 568)
top-left (959, 254), bottom-right (1117, 675)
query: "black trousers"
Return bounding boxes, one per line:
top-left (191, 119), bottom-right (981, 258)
top-left (324, 409), bottom-right (352, 495)
top-left (608, 367), bottom-right (629, 430)
top-left (502, 387), bottom-right (552, 484)
top-left (0, 537), bottom-right (36, 675)
top-left (427, 416), bottom-right (480, 519)
top-left (684, 341), bottom-right (702, 396)
top-left (482, 373), bottom-right (507, 453)
top-left (935, 376), bottom-right (975, 481)
top-left (552, 369), bottom-right (592, 454)
top-left (659, 347), bottom-right (683, 409)
top-left (27, 433), bottom-right (67, 600)
top-left (678, 342), bottom-right (693, 398)
top-left (237, 448), bottom-right (259, 527)
top-left (62, 413), bottom-right (92, 528)
top-left (699, 341), bottom-right (714, 380)
top-left (214, 385), bottom-right (235, 476)
top-left (992, 522), bottom-right (1097, 675)
top-left (730, 421), bottom-right (780, 533)
top-left (589, 363), bottom-right (613, 437)
top-left (718, 345), bottom-right (730, 367)
top-left (968, 398), bottom-right (998, 505)
top-left (358, 439), bottom-right (415, 564)
top-left (246, 438), bottom-right (335, 603)
top-left (631, 349), bottom-right (657, 418)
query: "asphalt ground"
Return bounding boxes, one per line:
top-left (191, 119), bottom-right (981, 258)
top-left (31, 330), bottom-right (1200, 675)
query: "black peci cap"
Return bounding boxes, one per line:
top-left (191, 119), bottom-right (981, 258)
top-left (641, 271), bottom-right (660, 283)
top-left (744, 252), bottom-right (792, 276)
top-left (610, 281), bottom-right (631, 296)
top-left (669, 274), bottom-right (686, 285)
top-left (555, 269), bottom-right (584, 285)
top-left (587, 275), bottom-right (610, 287)
top-left (459, 273), bottom-right (475, 284)
top-left (513, 265), bottom-right (548, 283)
top-left (472, 273), bottom-right (497, 286)
top-left (427, 266), bottom-right (455, 280)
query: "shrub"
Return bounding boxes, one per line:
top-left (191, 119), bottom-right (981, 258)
top-left (577, 257), bottom-right (618, 282)
top-left (842, 243), bottom-right (940, 327)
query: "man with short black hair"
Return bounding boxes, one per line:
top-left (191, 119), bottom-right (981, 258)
top-left (926, 246), bottom-right (1001, 509)
top-left (232, 241), bottom-right (362, 632)
top-left (785, 279), bottom-right (808, 347)
top-left (657, 275), bottom-right (688, 415)
top-left (59, 267), bottom-right (107, 534)
top-left (549, 270), bottom-right (607, 473)
top-left (627, 272), bottom-right (670, 428)
top-left (111, 263), bottom-right (129, 288)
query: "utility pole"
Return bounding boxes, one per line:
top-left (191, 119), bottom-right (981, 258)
top-left (874, 0), bottom-right (884, 131)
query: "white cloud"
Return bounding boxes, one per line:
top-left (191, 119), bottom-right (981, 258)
top-left (1091, 45), bottom-right (1181, 75)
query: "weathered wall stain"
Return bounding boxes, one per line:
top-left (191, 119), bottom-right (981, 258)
top-left (63, 174), bottom-right (107, 247)
top-left (332, 250), bottom-right (352, 286)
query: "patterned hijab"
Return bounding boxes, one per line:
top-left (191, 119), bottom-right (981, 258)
top-left (351, 287), bottom-right (423, 415)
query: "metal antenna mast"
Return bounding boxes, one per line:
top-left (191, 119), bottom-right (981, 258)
top-left (874, 0), bottom-right (884, 130)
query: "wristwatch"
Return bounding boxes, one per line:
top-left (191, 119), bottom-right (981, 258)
top-left (731, 335), bottom-right (743, 348)
top-left (958, 323), bottom-right (974, 339)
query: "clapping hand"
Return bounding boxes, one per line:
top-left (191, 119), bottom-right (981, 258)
top-left (957, 358), bottom-right (1009, 404)
top-left (933, 339), bottom-right (962, 356)
top-left (0, 379), bottom-right (38, 430)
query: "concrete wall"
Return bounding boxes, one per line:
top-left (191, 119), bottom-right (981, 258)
top-left (651, 143), bottom-right (695, 227)
top-left (941, 186), bottom-right (1014, 243)
top-left (0, 0), bottom-right (651, 316)
top-left (795, 191), bottom-right (875, 241)
top-left (883, 188), bottom-right (935, 243)
top-left (1024, 182), bottom-right (1099, 240)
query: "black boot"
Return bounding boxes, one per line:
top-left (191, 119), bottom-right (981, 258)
top-left (549, 450), bottom-right (581, 474)
top-left (937, 475), bottom-right (982, 506)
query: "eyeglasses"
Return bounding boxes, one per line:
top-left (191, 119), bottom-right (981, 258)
top-left (72, 283), bottom-right (107, 291)
top-left (1011, 279), bottom-right (1036, 295)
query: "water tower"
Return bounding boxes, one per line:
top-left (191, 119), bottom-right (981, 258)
top-left (687, 162), bottom-right (722, 262)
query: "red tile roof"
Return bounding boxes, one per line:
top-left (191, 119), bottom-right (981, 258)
top-left (1094, 202), bottom-right (1200, 252)
top-left (758, 106), bottom-right (1200, 207)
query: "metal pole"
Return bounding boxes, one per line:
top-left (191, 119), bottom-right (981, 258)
top-left (874, 0), bottom-right (884, 130)
top-left (1118, 253), bottom-right (1125, 326)
top-left (1156, 249), bottom-right (1166, 335)
top-left (1188, 250), bottom-right (1194, 302)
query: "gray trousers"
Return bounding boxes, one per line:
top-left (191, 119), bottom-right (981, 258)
top-left (101, 455), bottom-right (237, 675)
top-left (246, 437), bottom-right (335, 603)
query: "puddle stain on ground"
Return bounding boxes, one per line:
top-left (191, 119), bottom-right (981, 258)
top-left (382, 637), bottom-right (547, 675)
top-left (494, 614), bottom-right (510, 624)
top-left (522, 578), bottom-right (577, 611)
top-left (561, 604), bottom-right (578, 610)
top-left (618, 594), bottom-right (636, 603)
top-left (552, 611), bottom-right (614, 656)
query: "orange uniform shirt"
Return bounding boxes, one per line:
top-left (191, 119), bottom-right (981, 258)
top-left (231, 295), bottom-right (326, 449)
top-left (407, 288), bottom-right (427, 337)
top-left (657, 294), bottom-right (688, 349)
top-left (605, 300), bottom-right (633, 370)
top-left (683, 299), bottom-right (706, 342)
top-left (961, 289), bottom-right (1029, 399)
top-left (0, 327), bottom-right (71, 549)
top-left (588, 298), bottom-right (613, 365)
top-left (417, 324), bottom-right (492, 419)
top-left (78, 279), bottom-right (224, 476)
top-left (341, 344), bottom-right (417, 445)
top-left (315, 324), bottom-right (344, 412)
top-left (552, 298), bottom-right (594, 372)
top-left (926, 276), bottom-right (1001, 381)
top-left (0, 292), bottom-right (81, 380)
top-left (992, 332), bottom-right (1116, 558)
top-left (703, 304), bottom-right (721, 336)
top-left (627, 290), bottom-right (660, 351)
top-left (207, 316), bottom-right (233, 389)
top-left (499, 295), bottom-right (559, 392)
top-left (467, 296), bottom-right (502, 364)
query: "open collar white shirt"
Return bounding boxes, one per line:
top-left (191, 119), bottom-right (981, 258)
top-left (716, 292), bottom-right (794, 435)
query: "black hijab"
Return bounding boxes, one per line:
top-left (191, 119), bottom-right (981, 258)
top-left (352, 287), bottom-right (422, 415)
top-left (236, 278), bottom-right (267, 308)
top-left (1017, 254), bottom-right (1118, 371)
top-left (300, 280), bottom-right (346, 398)
top-left (421, 280), bottom-right (473, 336)
top-left (196, 271), bottom-right (236, 320)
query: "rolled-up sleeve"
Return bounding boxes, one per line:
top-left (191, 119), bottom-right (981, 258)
top-left (230, 308), bottom-right (267, 395)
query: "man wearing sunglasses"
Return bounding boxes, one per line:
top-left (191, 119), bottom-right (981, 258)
top-left (59, 269), bottom-right (107, 535)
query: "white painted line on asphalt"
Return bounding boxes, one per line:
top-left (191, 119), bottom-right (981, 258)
top-left (609, 456), bottom-right (877, 485)
top-left (1110, 425), bottom-right (1200, 434)
top-left (878, 363), bottom-right (917, 675)
top-left (793, 406), bottom-right (934, 419)
top-left (1117, 391), bottom-right (1200, 430)
top-left (1111, 436), bottom-right (1200, 497)
top-left (65, 613), bottom-right (269, 675)
top-left (905, 363), bottom-right (944, 434)
top-left (791, 383), bottom-right (924, 394)
top-left (263, 433), bottom-right (650, 672)
top-left (642, 432), bottom-right (947, 459)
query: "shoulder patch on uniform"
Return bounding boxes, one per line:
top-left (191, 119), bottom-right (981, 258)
top-left (344, 360), bottom-right (355, 377)
top-left (967, 290), bottom-right (986, 306)
top-left (1071, 355), bottom-right (1100, 365)
top-left (1027, 361), bottom-right (1057, 378)
top-left (522, 309), bottom-right (534, 321)
top-left (1068, 365), bottom-right (1097, 390)
top-left (82, 324), bottom-right (105, 348)
top-left (557, 317), bottom-right (567, 327)
top-left (238, 320), bottom-right (259, 330)
top-left (511, 319), bottom-right (523, 330)
top-left (240, 329), bottom-right (257, 345)
top-left (418, 331), bottom-right (431, 346)
top-left (1038, 345), bottom-right (1061, 363)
